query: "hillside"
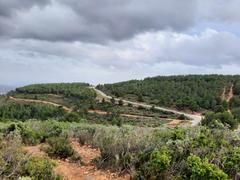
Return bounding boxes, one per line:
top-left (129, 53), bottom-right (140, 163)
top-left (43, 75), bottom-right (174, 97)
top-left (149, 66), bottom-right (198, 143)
top-left (3, 83), bottom-right (189, 127)
top-left (97, 75), bottom-right (240, 112)
top-left (0, 79), bottom-right (239, 179)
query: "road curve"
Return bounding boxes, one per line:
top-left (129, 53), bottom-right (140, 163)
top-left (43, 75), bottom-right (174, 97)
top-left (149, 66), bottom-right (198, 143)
top-left (92, 87), bottom-right (203, 126)
top-left (9, 96), bottom-right (72, 112)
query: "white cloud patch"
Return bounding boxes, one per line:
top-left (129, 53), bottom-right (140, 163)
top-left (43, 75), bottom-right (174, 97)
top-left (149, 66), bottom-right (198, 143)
top-left (0, 29), bottom-right (240, 85)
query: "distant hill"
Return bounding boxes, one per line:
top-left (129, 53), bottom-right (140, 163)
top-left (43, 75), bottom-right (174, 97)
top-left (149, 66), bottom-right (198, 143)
top-left (0, 85), bottom-right (15, 94)
top-left (97, 75), bottom-right (240, 112)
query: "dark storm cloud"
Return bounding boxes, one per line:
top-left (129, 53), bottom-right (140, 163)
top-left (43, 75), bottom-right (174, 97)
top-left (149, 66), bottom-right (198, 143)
top-left (0, 0), bottom-right (197, 42)
top-left (0, 0), bottom-right (240, 43)
top-left (58, 0), bottom-right (196, 41)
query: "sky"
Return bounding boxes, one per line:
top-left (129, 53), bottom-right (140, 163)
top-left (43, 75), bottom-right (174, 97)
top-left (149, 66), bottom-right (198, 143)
top-left (0, 0), bottom-right (240, 86)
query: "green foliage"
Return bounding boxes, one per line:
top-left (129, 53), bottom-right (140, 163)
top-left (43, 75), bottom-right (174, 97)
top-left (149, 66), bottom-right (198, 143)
top-left (61, 112), bottom-right (81, 122)
top-left (229, 96), bottom-right (240, 109)
top-left (15, 83), bottom-right (96, 100)
top-left (224, 147), bottom-right (240, 178)
top-left (134, 149), bottom-right (171, 180)
top-left (187, 155), bottom-right (228, 180)
top-left (202, 111), bottom-right (239, 129)
top-left (0, 132), bottom-right (27, 180)
top-left (233, 81), bottom-right (240, 95)
top-left (0, 102), bottom-right (65, 120)
top-left (0, 119), bottom-right (240, 179)
top-left (45, 137), bottom-right (74, 159)
top-left (21, 156), bottom-right (60, 180)
top-left (232, 108), bottom-right (240, 120)
top-left (171, 128), bottom-right (185, 140)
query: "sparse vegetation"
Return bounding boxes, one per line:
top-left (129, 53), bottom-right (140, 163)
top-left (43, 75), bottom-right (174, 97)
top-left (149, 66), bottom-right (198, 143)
top-left (45, 137), bottom-right (75, 159)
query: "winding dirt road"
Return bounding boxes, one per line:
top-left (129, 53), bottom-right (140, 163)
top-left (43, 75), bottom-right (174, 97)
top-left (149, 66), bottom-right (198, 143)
top-left (92, 87), bottom-right (203, 126)
top-left (9, 96), bottom-right (73, 112)
top-left (9, 88), bottom-right (203, 126)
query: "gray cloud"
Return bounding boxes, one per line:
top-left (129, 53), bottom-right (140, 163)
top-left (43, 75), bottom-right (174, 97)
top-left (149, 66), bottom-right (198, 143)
top-left (0, 0), bottom-right (240, 85)
top-left (58, 0), bottom-right (196, 42)
top-left (198, 0), bottom-right (240, 22)
top-left (0, 0), bottom-right (50, 17)
top-left (0, 0), bottom-right (197, 42)
top-left (1, 29), bottom-right (240, 68)
top-left (0, 0), bottom-right (239, 43)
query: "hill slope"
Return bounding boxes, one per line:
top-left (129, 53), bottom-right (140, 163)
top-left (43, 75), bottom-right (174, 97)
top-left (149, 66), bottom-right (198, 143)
top-left (97, 75), bottom-right (240, 112)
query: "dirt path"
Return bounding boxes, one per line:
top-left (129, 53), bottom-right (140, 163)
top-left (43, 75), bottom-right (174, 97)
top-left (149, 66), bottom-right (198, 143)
top-left (9, 96), bottom-right (72, 112)
top-left (10, 95), bottom-right (189, 126)
top-left (10, 96), bottom-right (158, 120)
top-left (88, 110), bottom-right (153, 119)
top-left (226, 84), bottom-right (234, 102)
top-left (221, 84), bottom-right (234, 102)
top-left (24, 140), bottom-right (129, 180)
top-left (167, 119), bottom-right (188, 126)
top-left (92, 87), bottom-right (203, 126)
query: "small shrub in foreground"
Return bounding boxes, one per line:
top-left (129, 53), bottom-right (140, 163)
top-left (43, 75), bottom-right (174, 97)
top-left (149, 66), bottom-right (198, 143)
top-left (134, 148), bottom-right (171, 180)
top-left (45, 137), bottom-right (74, 159)
top-left (187, 155), bottom-right (228, 180)
top-left (21, 156), bottom-right (62, 180)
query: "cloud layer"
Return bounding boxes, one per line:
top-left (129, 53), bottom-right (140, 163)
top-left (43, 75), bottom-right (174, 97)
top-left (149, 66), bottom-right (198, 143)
top-left (0, 0), bottom-right (240, 85)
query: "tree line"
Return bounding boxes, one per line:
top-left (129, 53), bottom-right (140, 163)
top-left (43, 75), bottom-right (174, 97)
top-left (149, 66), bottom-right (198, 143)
top-left (13, 83), bottom-right (96, 101)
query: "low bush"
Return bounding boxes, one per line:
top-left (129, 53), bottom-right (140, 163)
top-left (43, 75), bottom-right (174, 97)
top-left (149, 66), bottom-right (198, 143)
top-left (45, 137), bottom-right (74, 159)
top-left (224, 147), bottom-right (240, 179)
top-left (187, 155), bottom-right (228, 179)
top-left (202, 111), bottom-right (239, 130)
top-left (0, 131), bottom-right (27, 180)
top-left (21, 156), bottom-right (62, 180)
top-left (134, 148), bottom-right (172, 180)
top-left (61, 112), bottom-right (81, 122)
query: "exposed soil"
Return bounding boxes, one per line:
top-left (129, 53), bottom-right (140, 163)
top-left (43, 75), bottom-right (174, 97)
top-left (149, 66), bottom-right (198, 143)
top-left (93, 87), bottom-right (203, 126)
top-left (24, 140), bottom-right (129, 180)
top-left (226, 85), bottom-right (234, 102)
top-left (88, 110), bottom-right (152, 119)
top-left (221, 84), bottom-right (234, 102)
top-left (167, 119), bottom-right (186, 126)
top-left (23, 144), bottom-right (45, 156)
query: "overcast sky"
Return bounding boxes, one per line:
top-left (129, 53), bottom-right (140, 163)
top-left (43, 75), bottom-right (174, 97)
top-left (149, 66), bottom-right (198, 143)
top-left (0, 0), bottom-right (240, 86)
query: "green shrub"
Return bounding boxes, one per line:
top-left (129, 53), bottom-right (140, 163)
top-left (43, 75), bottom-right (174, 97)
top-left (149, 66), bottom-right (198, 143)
top-left (0, 131), bottom-right (28, 180)
top-left (134, 149), bottom-right (171, 180)
top-left (78, 129), bottom-right (95, 145)
top-left (171, 128), bottom-right (185, 140)
top-left (5, 123), bottom-right (42, 145)
top-left (62, 112), bottom-right (81, 122)
top-left (187, 155), bottom-right (228, 180)
top-left (224, 147), bottom-right (240, 178)
top-left (21, 156), bottom-right (61, 180)
top-left (45, 137), bottom-right (74, 159)
top-left (202, 111), bottom-right (239, 130)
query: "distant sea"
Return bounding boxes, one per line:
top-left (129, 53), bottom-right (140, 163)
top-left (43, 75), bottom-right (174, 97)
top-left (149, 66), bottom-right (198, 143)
top-left (0, 85), bottom-right (15, 95)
